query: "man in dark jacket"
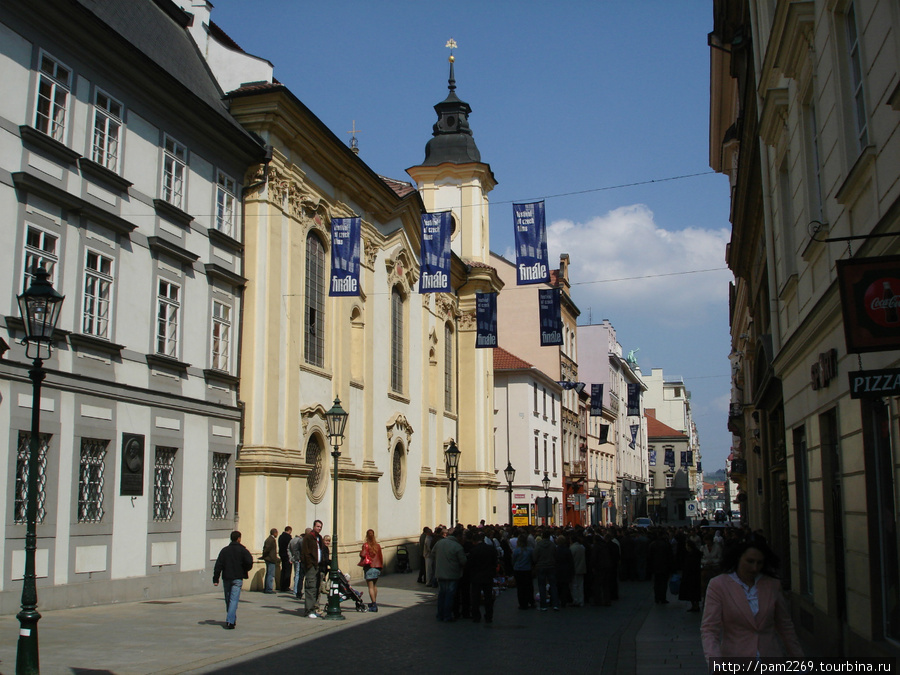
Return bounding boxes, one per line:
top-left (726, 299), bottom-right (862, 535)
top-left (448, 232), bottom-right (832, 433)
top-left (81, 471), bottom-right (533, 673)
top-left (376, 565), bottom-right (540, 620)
top-left (300, 520), bottom-right (324, 618)
top-left (278, 526), bottom-right (293, 592)
top-left (648, 531), bottom-right (673, 604)
top-left (213, 531), bottom-right (254, 629)
top-left (261, 528), bottom-right (278, 593)
top-left (467, 530), bottom-right (498, 623)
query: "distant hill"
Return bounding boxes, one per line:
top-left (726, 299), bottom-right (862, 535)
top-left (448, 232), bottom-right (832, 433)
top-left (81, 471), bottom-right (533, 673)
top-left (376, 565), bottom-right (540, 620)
top-left (704, 469), bottom-right (727, 482)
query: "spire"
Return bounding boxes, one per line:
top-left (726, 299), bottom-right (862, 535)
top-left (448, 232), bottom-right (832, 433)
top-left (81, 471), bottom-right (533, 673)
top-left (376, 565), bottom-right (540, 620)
top-left (421, 39), bottom-right (481, 166)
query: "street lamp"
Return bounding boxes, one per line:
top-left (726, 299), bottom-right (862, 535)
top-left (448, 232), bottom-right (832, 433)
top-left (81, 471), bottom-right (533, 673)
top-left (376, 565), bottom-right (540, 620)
top-left (503, 462), bottom-right (516, 525)
top-left (445, 442), bottom-right (460, 527)
top-left (323, 397), bottom-right (348, 621)
top-left (541, 472), bottom-right (550, 525)
top-left (16, 266), bottom-right (64, 674)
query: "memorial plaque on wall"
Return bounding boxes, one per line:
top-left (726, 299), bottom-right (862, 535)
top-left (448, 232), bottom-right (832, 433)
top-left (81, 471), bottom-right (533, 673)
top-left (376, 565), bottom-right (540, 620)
top-left (120, 433), bottom-right (144, 496)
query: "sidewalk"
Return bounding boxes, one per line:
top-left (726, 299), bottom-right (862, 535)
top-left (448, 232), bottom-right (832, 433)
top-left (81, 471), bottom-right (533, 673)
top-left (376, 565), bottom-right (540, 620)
top-left (0, 573), bottom-right (710, 674)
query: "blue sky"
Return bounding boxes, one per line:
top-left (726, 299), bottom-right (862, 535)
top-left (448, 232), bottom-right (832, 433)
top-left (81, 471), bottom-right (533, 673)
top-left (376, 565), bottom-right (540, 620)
top-left (208, 0), bottom-right (735, 473)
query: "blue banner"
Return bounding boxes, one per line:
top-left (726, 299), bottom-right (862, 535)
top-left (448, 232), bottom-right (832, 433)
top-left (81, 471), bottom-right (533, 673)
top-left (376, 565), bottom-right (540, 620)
top-left (513, 201), bottom-right (549, 285)
top-left (590, 384), bottom-right (603, 416)
top-left (475, 292), bottom-right (498, 348)
top-left (538, 288), bottom-right (563, 346)
top-left (665, 448), bottom-right (675, 466)
top-left (649, 449), bottom-right (656, 466)
top-left (627, 383), bottom-right (640, 416)
top-left (681, 451), bottom-right (688, 466)
top-left (329, 217), bottom-right (360, 296)
top-left (629, 424), bottom-right (639, 449)
top-left (419, 212), bottom-right (452, 293)
top-left (687, 451), bottom-right (693, 466)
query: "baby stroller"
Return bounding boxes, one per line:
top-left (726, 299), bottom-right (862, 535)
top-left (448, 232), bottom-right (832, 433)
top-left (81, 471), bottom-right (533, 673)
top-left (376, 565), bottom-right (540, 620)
top-left (329, 569), bottom-right (368, 612)
top-left (395, 544), bottom-right (411, 573)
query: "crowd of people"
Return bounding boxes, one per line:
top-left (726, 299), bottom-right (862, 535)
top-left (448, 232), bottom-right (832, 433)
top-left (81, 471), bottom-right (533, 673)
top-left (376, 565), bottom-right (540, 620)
top-left (214, 518), bottom-right (803, 658)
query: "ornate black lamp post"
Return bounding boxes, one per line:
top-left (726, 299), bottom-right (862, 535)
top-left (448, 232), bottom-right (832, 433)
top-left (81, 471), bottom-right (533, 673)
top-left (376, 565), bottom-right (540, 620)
top-left (541, 472), bottom-right (551, 525)
top-left (323, 397), bottom-right (348, 621)
top-left (445, 442), bottom-right (460, 527)
top-left (16, 267), bottom-right (64, 674)
top-left (503, 462), bottom-right (516, 525)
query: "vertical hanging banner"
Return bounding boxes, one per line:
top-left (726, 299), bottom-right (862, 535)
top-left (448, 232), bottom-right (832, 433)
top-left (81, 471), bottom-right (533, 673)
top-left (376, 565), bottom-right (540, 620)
top-left (681, 451), bottom-right (688, 466)
top-left (665, 449), bottom-right (675, 467)
top-left (687, 451), bottom-right (693, 466)
top-left (329, 217), bottom-right (361, 296)
top-left (629, 424), bottom-right (639, 449)
top-left (513, 201), bottom-right (550, 285)
top-left (475, 292), bottom-right (498, 348)
top-left (626, 383), bottom-right (641, 416)
top-left (419, 211), bottom-right (452, 293)
top-left (538, 288), bottom-right (563, 346)
top-left (590, 384), bottom-right (603, 416)
top-left (649, 449), bottom-right (656, 466)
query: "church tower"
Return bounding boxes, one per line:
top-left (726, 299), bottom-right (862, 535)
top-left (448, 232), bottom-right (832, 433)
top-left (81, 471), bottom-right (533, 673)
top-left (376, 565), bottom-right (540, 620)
top-left (407, 45), bottom-right (503, 524)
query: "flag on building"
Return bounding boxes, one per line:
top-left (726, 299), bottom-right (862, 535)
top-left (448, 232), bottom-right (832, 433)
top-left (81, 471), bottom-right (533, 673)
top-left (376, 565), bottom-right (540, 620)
top-left (419, 212), bottom-right (452, 293)
top-left (330, 217), bottom-right (360, 296)
top-left (513, 201), bottom-right (549, 285)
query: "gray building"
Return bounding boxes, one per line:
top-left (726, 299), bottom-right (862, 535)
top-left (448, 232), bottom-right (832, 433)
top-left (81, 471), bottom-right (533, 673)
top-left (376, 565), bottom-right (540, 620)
top-left (0, 0), bottom-right (263, 612)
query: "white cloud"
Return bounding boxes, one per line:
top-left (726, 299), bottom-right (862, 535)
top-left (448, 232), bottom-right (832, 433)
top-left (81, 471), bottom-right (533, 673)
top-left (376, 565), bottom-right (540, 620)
top-left (546, 204), bottom-right (732, 327)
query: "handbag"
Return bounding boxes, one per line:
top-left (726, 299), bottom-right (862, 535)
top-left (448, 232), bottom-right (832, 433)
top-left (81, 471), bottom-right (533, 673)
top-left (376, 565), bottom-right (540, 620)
top-left (668, 572), bottom-right (682, 596)
top-left (358, 544), bottom-right (372, 567)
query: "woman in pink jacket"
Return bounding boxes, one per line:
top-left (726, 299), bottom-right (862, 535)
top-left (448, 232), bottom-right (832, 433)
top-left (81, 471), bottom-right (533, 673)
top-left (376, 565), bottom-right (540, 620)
top-left (701, 540), bottom-right (803, 659)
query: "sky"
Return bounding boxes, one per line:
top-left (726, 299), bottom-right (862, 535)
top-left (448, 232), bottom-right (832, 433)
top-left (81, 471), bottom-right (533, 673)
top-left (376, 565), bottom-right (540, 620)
top-left (207, 0), bottom-right (735, 473)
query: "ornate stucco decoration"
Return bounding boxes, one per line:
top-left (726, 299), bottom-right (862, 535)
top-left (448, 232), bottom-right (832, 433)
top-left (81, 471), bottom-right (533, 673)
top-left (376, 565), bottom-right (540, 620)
top-left (300, 403), bottom-right (328, 436)
top-left (435, 293), bottom-right (457, 321)
top-left (384, 247), bottom-right (416, 293)
top-left (362, 236), bottom-right (379, 269)
top-left (457, 310), bottom-right (476, 330)
top-left (386, 412), bottom-right (414, 449)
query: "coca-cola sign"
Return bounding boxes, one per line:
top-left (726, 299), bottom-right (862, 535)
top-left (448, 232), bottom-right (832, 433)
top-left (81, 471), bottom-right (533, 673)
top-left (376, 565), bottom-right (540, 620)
top-left (837, 255), bottom-right (900, 353)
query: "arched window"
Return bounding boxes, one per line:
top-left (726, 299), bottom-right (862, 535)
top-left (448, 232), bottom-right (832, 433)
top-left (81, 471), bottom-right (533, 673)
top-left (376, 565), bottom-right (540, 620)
top-left (391, 287), bottom-right (403, 393)
top-left (305, 435), bottom-right (326, 502)
top-left (391, 442), bottom-right (406, 499)
top-left (305, 232), bottom-right (325, 367)
top-left (444, 323), bottom-right (453, 411)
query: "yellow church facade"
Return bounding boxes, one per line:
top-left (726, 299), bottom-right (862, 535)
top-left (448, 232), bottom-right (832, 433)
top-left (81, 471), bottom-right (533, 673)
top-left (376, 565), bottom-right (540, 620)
top-left (226, 60), bottom-right (503, 572)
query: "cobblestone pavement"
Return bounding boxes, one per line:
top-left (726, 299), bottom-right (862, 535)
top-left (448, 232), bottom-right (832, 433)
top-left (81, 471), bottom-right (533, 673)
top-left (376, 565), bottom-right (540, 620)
top-left (0, 572), bottom-right (710, 674)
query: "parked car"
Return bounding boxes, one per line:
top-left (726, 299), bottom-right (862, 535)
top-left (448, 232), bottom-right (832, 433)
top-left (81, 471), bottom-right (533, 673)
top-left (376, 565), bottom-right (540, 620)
top-left (633, 517), bottom-right (654, 528)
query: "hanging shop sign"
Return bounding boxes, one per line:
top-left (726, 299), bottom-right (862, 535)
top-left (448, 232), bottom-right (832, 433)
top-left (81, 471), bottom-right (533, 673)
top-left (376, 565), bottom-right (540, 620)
top-left (848, 368), bottom-right (900, 399)
top-left (836, 255), bottom-right (900, 353)
top-left (810, 348), bottom-right (838, 390)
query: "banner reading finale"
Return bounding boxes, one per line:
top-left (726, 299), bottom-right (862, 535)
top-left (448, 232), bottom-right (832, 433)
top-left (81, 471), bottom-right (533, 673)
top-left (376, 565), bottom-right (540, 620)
top-left (626, 383), bottom-right (641, 416)
top-left (590, 384), bottom-right (603, 416)
top-left (329, 217), bottom-right (361, 297)
top-left (514, 201), bottom-right (550, 285)
top-left (475, 292), bottom-right (498, 348)
top-left (419, 212), bottom-right (452, 293)
top-left (538, 288), bottom-right (563, 346)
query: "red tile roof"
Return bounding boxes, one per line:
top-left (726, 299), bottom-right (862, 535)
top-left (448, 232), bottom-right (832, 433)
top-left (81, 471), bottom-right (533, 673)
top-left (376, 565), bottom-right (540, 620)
top-left (378, 175), bottom-right (417, 199)
top-left (646, 414), bottom-right (687, 439)
top-left (493, 347), bottom-right (533, 370)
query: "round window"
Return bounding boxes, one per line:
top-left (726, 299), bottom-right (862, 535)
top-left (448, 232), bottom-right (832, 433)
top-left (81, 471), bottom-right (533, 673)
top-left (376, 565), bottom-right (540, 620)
top-left (306, 436), bottom-right (327, 503)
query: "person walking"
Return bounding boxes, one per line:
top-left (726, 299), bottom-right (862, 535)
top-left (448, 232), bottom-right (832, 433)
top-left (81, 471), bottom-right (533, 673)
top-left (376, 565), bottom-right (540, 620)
top-left (431, 528), bottom-right (467, 622)
top-left (679, 537), bottom-right (703, 612)
top-left (301, 520), bottom-right (324, 618)
top-left (424, 526), bottom-right (441, 587)
top-left (467, 530), bottom-right (498, 623)
top-left (261, 528), bottom-right (278, 593)
top-left (359, 529), bottom-right (384, 612)
top-left (570, 534), bottom-right (587, 607)
top-left (213, 531), bottom-right (254, 629)
top-left (511, 533), bottom-right (534, 609)
top-left (554, 534), bottom-right (574, 608)
top-left (701, 540), bottom-right (803, 658)
top-left (289, 528), bottom-right (305, 598)
top-left (532, 528), bottom-right (559, 611)
top-left (700, 532), bottom-right (724, 602)
top-left (278, 526), bottom-right (293, 592)
top-left (648, 531), bottom-right (673, 604)
top-left (417, 527), bottom-right (431, 583)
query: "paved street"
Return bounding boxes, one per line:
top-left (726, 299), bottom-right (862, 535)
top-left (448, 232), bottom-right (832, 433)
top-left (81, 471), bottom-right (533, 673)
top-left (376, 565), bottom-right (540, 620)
top-left (0, 573), bottom-right (707, 674)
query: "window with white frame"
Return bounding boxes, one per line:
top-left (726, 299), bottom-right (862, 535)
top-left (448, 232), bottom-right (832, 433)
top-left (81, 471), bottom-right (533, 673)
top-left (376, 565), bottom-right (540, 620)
top-left (304, 232), bottom-right (325, 367)
top-left (210, 453), bottom-right (229, 519)
top-left (211, 300), bottom-right (232, 372)
top-left (391, 287), bottom-right (404, 393)
top-left (34, 52), bottom-right (71, 141)
top-left (552, 439), bottom-right (557, 475)
top-left (533, 382), bottom-right (538, 415)
top-left (215, 171), bottom-right (236, 236)
top-left (162, 135), bottom-right (187, 209)
top-left (23, 225), bottom-right (58, 290)
top-left (78, 438), bottom-right (107, 523)
top-left (156, 279), bottom-right (180, 357)
top-left (153, 447), bottom-right (176, 522)
top-left (92, 90), bottom-right (122, 171)
top-left (82, 249), bottom-right (113, 338)
top-left (15, 431), bottom-right (50, 525)
top-left (845, 2), bottom-right (868, 150)
top-left (444, 323), bottom-right (453, 411)
top-left (534, 434), bottom-right (539, 473)
top-left (665, 474), bottom-right (674, 489)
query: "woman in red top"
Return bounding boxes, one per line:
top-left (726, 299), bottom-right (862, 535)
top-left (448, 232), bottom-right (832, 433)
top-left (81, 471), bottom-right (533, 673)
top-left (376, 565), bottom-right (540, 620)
top-left (359, 529), bottom-right (384, 612)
